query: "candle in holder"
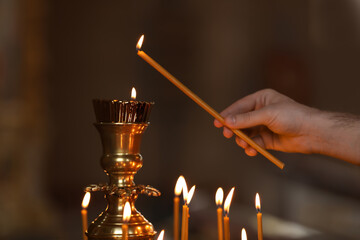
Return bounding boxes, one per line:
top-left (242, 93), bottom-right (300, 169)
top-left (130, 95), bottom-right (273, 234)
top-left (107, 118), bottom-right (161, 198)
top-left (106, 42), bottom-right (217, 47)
top-left (255, 193), bottom-right (263, 240)
top-left (174, 176), bottom-right (185, 240)
top-left (215, 188), bottom-right (224, 240)
top-left (185, 185), bottom-right (196, 240)
top-left (136, 35), bottom-right (285, 170)
top-left (81, 192), bottom-right (91, 240)
top-left (181, 178), bottom-right (188, 240)
top-left (157, 230), bottom-right (165, 240)
top-left (123, 201), bottom-right (131, 240)
top-left (241, 228), bottom-right (247, 240)
top-left (223, 187), bottom-right (235, 240)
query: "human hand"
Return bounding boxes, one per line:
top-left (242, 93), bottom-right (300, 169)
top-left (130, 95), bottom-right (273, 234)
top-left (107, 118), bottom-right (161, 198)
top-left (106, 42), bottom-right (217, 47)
top-left (214, 89), bottom-right (321, 156)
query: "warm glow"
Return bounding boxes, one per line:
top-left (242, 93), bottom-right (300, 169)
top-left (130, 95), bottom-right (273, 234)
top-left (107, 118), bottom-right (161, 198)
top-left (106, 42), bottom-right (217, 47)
top-left (224, 187), bottom-right (235, 214)
top-left (182, 178), bottom-right (188, 203)
top-left (187, 185), bottom-right (196, 205)
top-left (157, 230), bottom-right (165, 240)
top-left (215, 187), bottom-right (224, 206)
top-left (174, 176), bottom-right (185, 196)
top-left (136, 35), bottom-right (144, 50)
top-left (123, 202), bottom-right (131, 223)
top-left (241, 228), bottom-right (247, 240)
top-left (82, 192), bottom-right (91, 208)
top-left (131, 87), bottom-right (137, 100)
top-left (255, 193), bottom-right (261, 212)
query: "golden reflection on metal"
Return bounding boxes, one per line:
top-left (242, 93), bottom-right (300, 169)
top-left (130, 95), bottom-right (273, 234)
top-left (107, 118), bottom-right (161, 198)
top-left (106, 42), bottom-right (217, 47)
top-left (86, 99), bottom-right (159, 240)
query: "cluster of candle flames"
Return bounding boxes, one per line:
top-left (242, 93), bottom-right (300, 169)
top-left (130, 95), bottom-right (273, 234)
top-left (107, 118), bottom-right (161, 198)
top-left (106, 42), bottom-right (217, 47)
top-left (82, 176), bottom-right (262, 240)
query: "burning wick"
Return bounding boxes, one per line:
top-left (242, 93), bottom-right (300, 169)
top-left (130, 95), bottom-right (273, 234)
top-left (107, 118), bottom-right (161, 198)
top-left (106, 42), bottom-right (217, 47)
top-left (255, 193), bottom-right (263, 240)
top-left (223, 188), bottom-right (235, 240)
top-left (81, 192), bottom-right (91, 240)
top-left (174, 176), bottom-right (185, 240)
top-left (215, 188), bottom-right (224, 240)
top-left (157, 230), bottom-right (165, 240)
top-left (122, 201), bottom-right (131, 240)
top-left (136, 34), bottom-right (284, 170)
top-left (241, 228), bottom-right (247, 240)
top-left (131, 87), bottom-right (137, 100)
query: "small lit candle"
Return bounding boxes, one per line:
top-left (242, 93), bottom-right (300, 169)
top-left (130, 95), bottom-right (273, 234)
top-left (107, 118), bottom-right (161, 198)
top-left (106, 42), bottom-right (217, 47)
top-left (131, 87), bottom-right (136, 100)
top-left (241, 228), bottom-right (247, 240)
top-left (174, 176), bottom-right (185, 240)
top-left (185, 186), bottom-right (196, 240)
top-left (255, 193), bottom-right (263, 240)
top-left (81, 192), bottom-right (91, 240)
top-left (215, 188), bottom-right (224, 240)
top-left (157, 230), bottom-right (165, 240)
top-left (223, 187), bottom-right (235, 240)
top-left (123, 201), bottom-right (131, 240)
top-left (181, 179), bottom-right (188, 240)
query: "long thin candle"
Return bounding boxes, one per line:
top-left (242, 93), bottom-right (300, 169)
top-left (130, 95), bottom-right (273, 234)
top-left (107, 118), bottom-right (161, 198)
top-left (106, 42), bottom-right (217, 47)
top-left (174, 176), bottom-right (185, 240)
top-left (136, 35), bottom-right (284, 170)
top-left (215, 188), bottom-right (224, 240)
top-left (223, 188), bottom-right (235, 240)
top-left (181, 204), bottom-right (187, 240)
top-left (81, 192), bottom-right (91, 240)
top-left (223, 215), bottom-right (230, 240)
top-left (255, 193), bottom-right (263, 240)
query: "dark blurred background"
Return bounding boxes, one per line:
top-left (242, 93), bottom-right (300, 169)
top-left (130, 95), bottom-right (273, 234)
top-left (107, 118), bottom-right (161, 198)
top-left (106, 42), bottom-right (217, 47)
top-left (1, 0), bottom-right (360, 239)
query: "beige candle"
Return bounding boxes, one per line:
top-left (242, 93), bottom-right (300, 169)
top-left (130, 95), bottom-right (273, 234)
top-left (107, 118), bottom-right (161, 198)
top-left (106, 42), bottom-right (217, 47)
top-left (136, 35), bottom-right (285, 170)
top-left (81, 192), bottom-right (91, 240)
top-left (174, 176), bottom-right (185, 240)
top-left (215, 188), bottom-right (224, 240)
top-left (181, 179), bottom-right (188, 240)
top-left (223, 188), bottom-right (235, 240)
top-left (255, 193), bottom-right (263, 240)
top-left (122, 201), bottom-right (131, 240)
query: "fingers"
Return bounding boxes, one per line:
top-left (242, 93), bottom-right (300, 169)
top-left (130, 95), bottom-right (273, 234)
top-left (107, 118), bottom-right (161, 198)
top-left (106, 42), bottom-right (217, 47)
top-left (225, 108), bottom-right (270, 129)
top-left (235, 135), bottom-right (267, 157)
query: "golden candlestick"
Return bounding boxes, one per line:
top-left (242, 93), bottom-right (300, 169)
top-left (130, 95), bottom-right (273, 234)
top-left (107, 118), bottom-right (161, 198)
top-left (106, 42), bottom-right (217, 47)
top-left (85, 98), bottom-right (160, 240)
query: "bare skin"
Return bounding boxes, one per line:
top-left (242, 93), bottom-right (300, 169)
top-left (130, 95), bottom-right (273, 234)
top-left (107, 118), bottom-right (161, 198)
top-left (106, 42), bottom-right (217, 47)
top-left (214, 89), bottom-right (360, 165)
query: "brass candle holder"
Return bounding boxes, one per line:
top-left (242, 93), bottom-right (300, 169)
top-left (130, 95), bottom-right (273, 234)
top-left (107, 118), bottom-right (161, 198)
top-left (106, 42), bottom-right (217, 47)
top-left (85, 99), bottom-right (160, 240)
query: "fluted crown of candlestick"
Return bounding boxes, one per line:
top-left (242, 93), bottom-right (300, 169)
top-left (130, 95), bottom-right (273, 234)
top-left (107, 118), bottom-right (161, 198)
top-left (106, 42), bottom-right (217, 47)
top-left (93, 99), bottom-right (153, 123)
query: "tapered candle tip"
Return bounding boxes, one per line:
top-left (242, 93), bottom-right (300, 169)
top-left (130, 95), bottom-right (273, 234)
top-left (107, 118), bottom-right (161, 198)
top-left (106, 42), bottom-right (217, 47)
top-left (241, 228), bottom-right (247, 240)
top-left (82, 192), bottom-right (91, 208)
top-left (136, 35), bottom-right (144, 51)
top-left (215, 187), bottom-right (224, 206)
top-left (255, 193), bottom-right (261, 212)
top-left (175, 175), bottom-right (185, 196)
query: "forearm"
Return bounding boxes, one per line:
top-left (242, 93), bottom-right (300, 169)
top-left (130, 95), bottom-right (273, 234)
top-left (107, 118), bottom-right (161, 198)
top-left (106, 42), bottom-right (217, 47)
top-left (310, 111), bottom-right (360, 165)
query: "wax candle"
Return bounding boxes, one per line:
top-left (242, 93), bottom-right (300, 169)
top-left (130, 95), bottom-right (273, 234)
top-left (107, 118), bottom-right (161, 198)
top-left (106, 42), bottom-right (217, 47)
top-left (174, 176), bottom-right (185, 240)
top-left (241, 228), bottom-right (247, 240)
top-left (181, 179), bottom-right (188, 240)
top-left (123, 201), bottom-right (131, 240)
top-left (185, 186), bottom-right (196, 240)
top-left (81, 192), bottom-right (91, 240)
top-left (223, 188), bottom-right (235, 240)
top-left (215, 188), bottom-right (224, 240)
top-left (255, 193), bottom-right (263, 240)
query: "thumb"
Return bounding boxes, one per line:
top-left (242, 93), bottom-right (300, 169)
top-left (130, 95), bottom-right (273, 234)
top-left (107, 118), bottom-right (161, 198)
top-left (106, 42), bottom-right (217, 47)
top-left (224, 108), bottom-right (270, 129)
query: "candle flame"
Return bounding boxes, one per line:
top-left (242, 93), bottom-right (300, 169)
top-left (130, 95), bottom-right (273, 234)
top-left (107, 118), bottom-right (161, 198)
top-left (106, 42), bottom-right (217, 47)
top-left (186, 185), bottom-right (196, 205)
top-left (136, 35), bottom-right (144, 50)
top-left (157, 230), bottom-right (165, 240)
top-left (241, 228), bottom-right (247, 240)
top-left (215, 187), bottom-right (224, 206)
top-left (175, 175), bottom-right (185, 196)
top-left (224, 187), bottom-right (235, 215)
top-left (82, 192), bottom-right (91, 208)
top-left (182, 178), bottom-right (188, 203)
top-left (131, 87), bottom-right (137, 100)
top-left (255, 193), bottom-right (261, 212)
top-left (123, 201), bottom-right (131, 223)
